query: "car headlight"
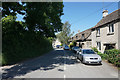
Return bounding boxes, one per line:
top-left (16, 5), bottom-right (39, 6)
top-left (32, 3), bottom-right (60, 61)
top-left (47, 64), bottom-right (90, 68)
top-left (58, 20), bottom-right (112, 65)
top-left (98, 57), bottom-right (101, 60)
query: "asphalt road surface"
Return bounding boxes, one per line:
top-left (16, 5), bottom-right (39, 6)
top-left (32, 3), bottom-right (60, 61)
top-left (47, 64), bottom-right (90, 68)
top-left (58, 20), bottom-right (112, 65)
top-left (1, 48), bottom-right (118, 78)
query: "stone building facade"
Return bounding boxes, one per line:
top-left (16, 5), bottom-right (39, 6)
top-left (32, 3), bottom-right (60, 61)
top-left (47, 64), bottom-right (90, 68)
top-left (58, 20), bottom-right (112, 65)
top-left (69, 9), bottom-right (120, 53)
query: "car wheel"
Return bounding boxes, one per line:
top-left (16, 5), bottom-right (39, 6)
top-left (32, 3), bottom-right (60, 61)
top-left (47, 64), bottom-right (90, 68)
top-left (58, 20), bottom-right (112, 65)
top-left (81, 57), bottom-right (84, 63)
top-left (99, 62), bottom-right (102, 65)
top-left (77, 57), bottom-right (79, 59)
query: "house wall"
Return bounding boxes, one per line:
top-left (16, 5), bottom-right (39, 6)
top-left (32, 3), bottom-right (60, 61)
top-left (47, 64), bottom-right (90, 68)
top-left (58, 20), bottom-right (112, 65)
top-left (76, 42), bottom-right (80, 46)
top-left (81, 34), bottom-right (92, 49)
top-left (92, 21), bottom-right (119, 53)
top-left (81, 41), bottom-right (92, 49)
top-left (118, 21), bottom-right (120, 49)
top-left (92, 30), bottom-right (97, 48)
top-left (53, 39), bottom-right (61, 48)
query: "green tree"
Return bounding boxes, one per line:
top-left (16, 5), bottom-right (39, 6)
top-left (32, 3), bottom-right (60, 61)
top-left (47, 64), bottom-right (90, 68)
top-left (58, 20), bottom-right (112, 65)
top-left (2, 2), bottom-right (64, 37)
top-left (56, 21), bottom-right (74, 45)
top-left (2, 2), bottom-right (64, 65)
top-left (24, 2), bottom-right (64, 37)
top-left (2, 2), bottom-right (25, 17)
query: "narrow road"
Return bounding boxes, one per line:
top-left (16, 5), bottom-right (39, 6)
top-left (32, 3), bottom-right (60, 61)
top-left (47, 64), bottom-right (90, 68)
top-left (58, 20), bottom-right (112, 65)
top-left (1, 48), bottom-right (118, 78)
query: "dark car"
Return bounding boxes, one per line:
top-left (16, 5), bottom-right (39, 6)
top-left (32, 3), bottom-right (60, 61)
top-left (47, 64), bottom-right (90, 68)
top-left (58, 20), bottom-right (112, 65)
top-left (56, 45), bottom-right (60, 48)
top-left (72, 46), bottom-right (80, 53)
top-left (56, 45), bottom-right (62, 48)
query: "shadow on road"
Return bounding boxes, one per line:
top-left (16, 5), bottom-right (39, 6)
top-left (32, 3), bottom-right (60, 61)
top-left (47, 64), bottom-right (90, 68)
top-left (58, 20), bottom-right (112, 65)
top-left (84, 64), bottom-right (102, 66)
top-left (2, 49), bottom-right (78, 78)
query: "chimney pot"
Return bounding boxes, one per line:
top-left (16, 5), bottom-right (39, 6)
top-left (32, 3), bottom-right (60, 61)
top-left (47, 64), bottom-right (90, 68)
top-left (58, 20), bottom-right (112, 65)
top-left (102, 10), bottom-right (108, 18)
top-left (78, 30), bottom-right (80, 33)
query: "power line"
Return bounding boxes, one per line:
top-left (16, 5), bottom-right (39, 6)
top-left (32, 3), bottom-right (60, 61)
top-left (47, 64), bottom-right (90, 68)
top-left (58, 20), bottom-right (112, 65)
top-left (71, 1), bottom-right (118, 25)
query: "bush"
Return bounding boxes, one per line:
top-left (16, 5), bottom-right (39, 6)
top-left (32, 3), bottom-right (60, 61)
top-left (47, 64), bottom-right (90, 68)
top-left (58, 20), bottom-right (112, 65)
top-left (91, 47), bottom-right (98, 53)
top-left (68, 42), bottom-right (74, 49)
top-left (97, 52), bottom-right (108, 60)
top-left (2, 35), bottom-right (53, 65)
top-left (105, 49), bottom-right (120, 67)
top-left (0, 54), bottom-right (2, 65)
top-left (60, 43), bottom-right (63, 46)
top-left (68, 40), bottom-right (77, 49)
top-left (92, 47), bottom-right (120, 67)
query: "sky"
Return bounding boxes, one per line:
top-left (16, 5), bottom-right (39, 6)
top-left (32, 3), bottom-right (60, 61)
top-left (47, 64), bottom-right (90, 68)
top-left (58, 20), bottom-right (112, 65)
top-left (16, 1), bottom-right (119, 35)
top-left (61, 2), bottom-right (118, 35)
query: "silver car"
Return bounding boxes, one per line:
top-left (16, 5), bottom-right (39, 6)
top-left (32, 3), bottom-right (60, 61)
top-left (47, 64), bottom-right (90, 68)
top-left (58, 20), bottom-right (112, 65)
top-left (77, 49), bottom-right (102, 64)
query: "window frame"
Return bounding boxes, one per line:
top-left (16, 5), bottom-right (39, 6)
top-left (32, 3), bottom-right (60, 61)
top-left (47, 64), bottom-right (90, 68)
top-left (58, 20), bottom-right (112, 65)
top-left (97, 42), bottom-right (101, 50)
top-left (76, 36), bottom-right (78, 39)
top-left (107, 23), bottom-right (114, 35)
top-left (82, 34), bottom-right (85, 39)
top-left (96, 28), bottom-right (100, 37)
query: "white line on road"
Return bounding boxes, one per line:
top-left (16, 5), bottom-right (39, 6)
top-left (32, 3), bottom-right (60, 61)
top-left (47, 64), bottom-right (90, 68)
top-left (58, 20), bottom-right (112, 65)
top-left (64, 74), bottom-right (66, 79)
top-left (63, 50), bottom-right (67, 79)
top-left (64, 65), bottom-right (66, 70)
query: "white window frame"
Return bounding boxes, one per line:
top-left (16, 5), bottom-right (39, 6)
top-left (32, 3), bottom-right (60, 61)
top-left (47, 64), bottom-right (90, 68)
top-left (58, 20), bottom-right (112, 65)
top-left (97, 42), bottom-right (101, 50)
top-left (108, 23), bottom-right (114, 34)
top-left (96, 28), bottom-right (100, 37)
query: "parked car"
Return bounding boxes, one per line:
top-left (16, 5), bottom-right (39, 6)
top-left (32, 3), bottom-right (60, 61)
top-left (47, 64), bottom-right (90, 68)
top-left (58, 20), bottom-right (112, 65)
top-left (76, 49), bottom-right (102, 64)
top-left (56, 45), bottom-right (60, 48)
top-left (63, 45), bottom-right (70, 50)
top-left (72, 46), bottom-right (80, 53)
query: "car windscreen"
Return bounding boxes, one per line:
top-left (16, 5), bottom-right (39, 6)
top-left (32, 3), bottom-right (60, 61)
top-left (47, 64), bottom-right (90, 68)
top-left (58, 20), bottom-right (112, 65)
top-left (74, 46), bottom-right (79, 49)
top-left (56, 45), bottom-right (60, 47)
top-left (83, 50), bottom-right (95, 54)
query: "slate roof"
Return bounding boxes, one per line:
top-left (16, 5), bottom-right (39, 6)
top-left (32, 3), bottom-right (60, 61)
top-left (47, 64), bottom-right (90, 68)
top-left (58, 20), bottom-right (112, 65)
top-left (69, 29), bottom-right (91, 41)
top-left (93, 9), bottom-right (120, 29)
top-left (69, 9), bottom-right (120, 42)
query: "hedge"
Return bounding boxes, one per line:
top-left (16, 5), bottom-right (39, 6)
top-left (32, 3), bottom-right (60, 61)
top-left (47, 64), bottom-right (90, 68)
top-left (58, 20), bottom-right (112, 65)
top-left (105, 49), bottom-right (120, 67)
top-left (91, 47), bottom-right (120, 67)
top-left (2, 35), bottom-right (53, 65)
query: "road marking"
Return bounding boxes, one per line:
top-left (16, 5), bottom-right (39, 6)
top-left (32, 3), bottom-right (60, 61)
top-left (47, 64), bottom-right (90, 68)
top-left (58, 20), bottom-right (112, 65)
top-left (63, 50), bottom-right (66, 80)
top-left (64, 65), bottom-right (66, 70)
top-left (64, 74), bottom-right (66, 79)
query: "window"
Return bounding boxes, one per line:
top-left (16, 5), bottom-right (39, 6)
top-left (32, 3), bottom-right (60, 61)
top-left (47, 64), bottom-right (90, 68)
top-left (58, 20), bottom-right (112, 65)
top-left (97, 42), bottom-right (101, 50)
top-left (96, 28), bottom-right (100, 37)
top-left (72, 37), bottom-right (73, 40)
top-left (76, 36), bottom-right (78, 39)
top-left (108, 23), bottom-right (114, 33)
top-left (82, 34), bottom-right (84, 39)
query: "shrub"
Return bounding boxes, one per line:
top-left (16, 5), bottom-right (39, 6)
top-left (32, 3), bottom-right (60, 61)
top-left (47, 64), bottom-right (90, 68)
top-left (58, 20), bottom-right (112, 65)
top-left (68, 42), bottom-right (74, 49)
top-left (97, 52), bottom-right (108, 60)
top-left (92, 48), bottom-right (120, 67)
top-left (91, 47), bottom-right (98, 53)
top-left (60, 43), bottom-right (63, 46)
top-left (105, 49), bottom-right (120, 67)
top-left (2, 35), bottom-right (53, 65)
top-left (0, 54), bottom-right (2, 65)
top-left (68, 40), bottom-right (77, 49)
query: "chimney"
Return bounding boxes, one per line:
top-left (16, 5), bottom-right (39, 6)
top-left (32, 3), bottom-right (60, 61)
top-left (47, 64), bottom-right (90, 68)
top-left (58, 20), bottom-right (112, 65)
top-left (78, 30), bottom-right (80, 33)
top-left (102, 10), bottom-right (108, 18)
